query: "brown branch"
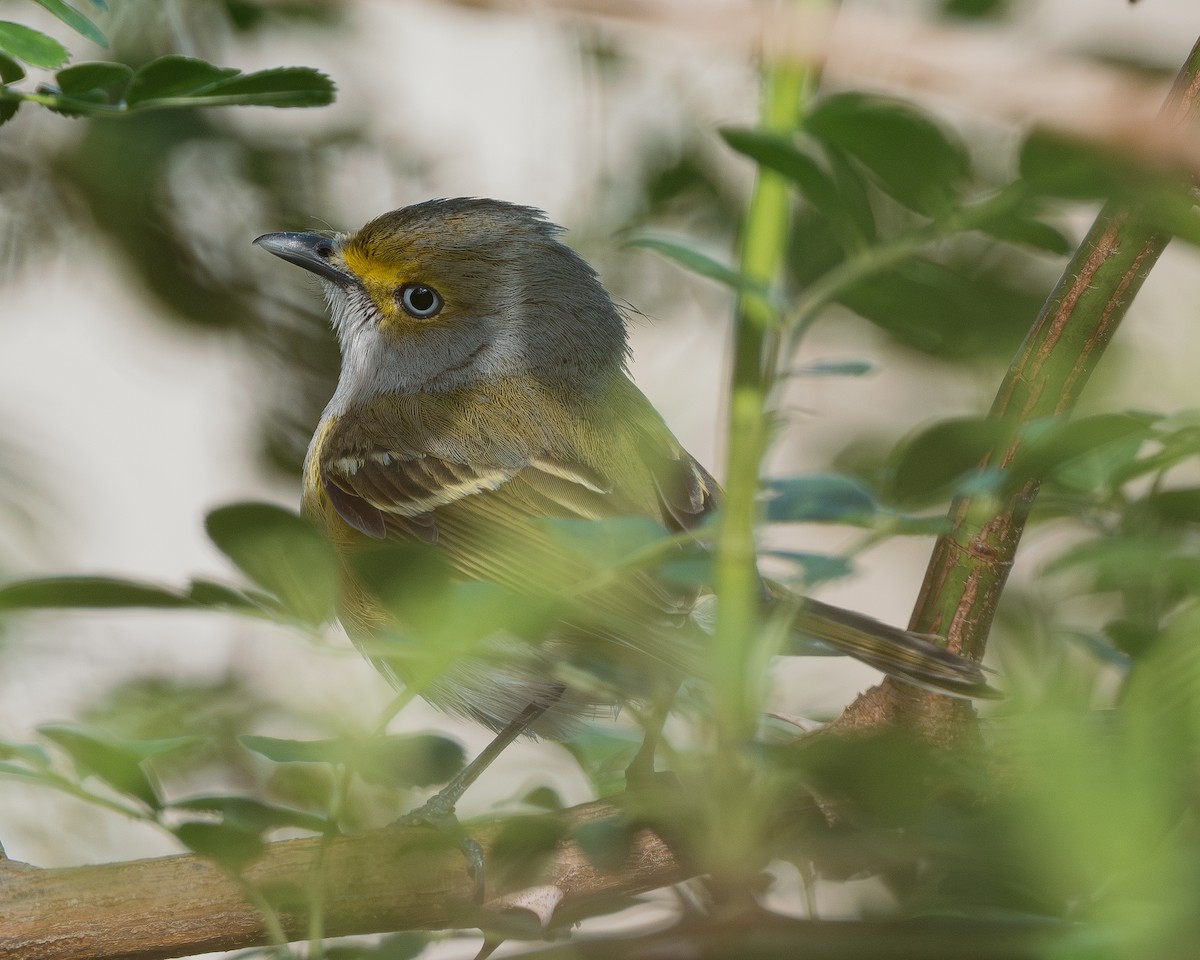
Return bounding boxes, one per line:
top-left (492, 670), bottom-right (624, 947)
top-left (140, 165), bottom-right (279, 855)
top-left (832, 35), bottom-right (1200, 737)
top-left (0, 800), bottom-right (687, 960)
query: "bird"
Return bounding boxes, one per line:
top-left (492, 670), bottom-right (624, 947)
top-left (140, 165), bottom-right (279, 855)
top-left (254, 197), bottom-right (994, 801)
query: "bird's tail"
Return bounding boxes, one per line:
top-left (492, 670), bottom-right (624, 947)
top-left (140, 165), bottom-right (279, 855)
top-left (783, 592), bottom-right (1001, 700)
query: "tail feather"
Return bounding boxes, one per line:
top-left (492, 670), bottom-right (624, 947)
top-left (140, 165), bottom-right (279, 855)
top-left (787, 595), bottom-right (1001, 700)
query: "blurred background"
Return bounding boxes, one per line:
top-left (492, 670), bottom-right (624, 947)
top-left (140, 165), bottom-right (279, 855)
top-left (2, 0), bottom-right (1200, 950)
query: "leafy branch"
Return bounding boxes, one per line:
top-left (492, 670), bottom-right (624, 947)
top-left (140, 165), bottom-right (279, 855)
top-left (0, 1), bottom-right (333, 124)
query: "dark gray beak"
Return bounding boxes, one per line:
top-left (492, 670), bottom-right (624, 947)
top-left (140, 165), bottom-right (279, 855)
top-left (253, 231), bottom-right (351, 286)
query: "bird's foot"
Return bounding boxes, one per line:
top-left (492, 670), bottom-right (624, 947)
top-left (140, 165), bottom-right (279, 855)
top-left (394, 795), bottom-right (486, 901)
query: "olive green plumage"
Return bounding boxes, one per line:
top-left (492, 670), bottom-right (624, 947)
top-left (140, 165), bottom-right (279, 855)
top-left (256, 198), bottom-right (994, 736)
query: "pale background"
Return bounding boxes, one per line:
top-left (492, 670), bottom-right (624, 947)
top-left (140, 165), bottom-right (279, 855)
top-left (1, 0), bottom-right (1199, 953)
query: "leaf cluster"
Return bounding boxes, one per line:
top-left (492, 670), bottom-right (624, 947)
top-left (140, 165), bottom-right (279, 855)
top-left (0, 1), bottom-right (333, 125)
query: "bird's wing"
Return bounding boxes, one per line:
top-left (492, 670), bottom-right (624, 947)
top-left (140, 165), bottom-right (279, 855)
top-left (314, 381), bottom-right (714, 638)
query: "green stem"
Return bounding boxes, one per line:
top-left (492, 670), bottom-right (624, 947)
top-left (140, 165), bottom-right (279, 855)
top-left (711, 59), bottom-right (805, 747)
top-left (905, 36), bottom-right (1200, 680)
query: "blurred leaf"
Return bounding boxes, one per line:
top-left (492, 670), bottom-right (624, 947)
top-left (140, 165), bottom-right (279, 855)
top-left (0, 739), bottom-right (52, 768)
top-left (1046, 535), bottom-right (1200, 600)
top-left (521, 785), bottom-right (565, 811)
top-left (186, 577), bottom-right (269, 613)
top-left (1019, 133), bottom-right (1200, 245)
top-left (0, 576), bottom-right (195, 611)
top-left (54, 60), bottom-right (130, 105)
top-left (240, 734), bottom-right (347, 764)
top-left (125, 56), bottom-right (239, 105)
top-left (172, 821), bottom-right (265, 871)
top-left (38, 724), bottom-right (199, 808)
top-left (540, 516), bottom-right (668, 570)
top-left (835, 255), bottom-right (1042, 358)
top-left (1143, 488), bottom-right (1200, 525)
top-left (355, 735), bottom-right (465, 789)
top-left (1015, 413), bottom-right (1156, 491)
top-left (325, 934), bottom-right (428, 960)
top-left (979, 209), bottom-right (1073, 255)
top-left (30, 0), bottom-right (106, 46)
top-left (240, 733), bottom-right (465, 789)
top-left (940, 0), bottom-right (1012, 18)
top-left (171, 795), bottom-right (328, 834)
top-left (806, 93), bottom-right (970, 215)
top-left (1019, 133), bottom-right (1140, 200)
top-left (791, 359), bottom-right (873, 378)
top-left (721, 128), bottom-right (864, 248)
top-left (767, 551), bottom-right (854, 585)
top-left (571, 816), bottom-right (637, 871)
top-left (0, 21), bottom-right (69, 68)
top-left (0, 760), bottom-right (56, 781)
top-left (0, 50), bottom-right (25, 81)
top-left (562, 725), bottom-right (642, 798)
top-left (205, 502), bottom-right (339, 626)
top-left (884, 417), bottom-right (1013, 507)
top-left (489, 814), bottom-right (567, 888)
top-left (628, 235), bottom-right (769, 299)
top-left (765, 473), bottom-right (879, 524)
top-left (1118, 417), bottom-right (1200, 483)
top-left (823, 144), bottom-right (878, 244)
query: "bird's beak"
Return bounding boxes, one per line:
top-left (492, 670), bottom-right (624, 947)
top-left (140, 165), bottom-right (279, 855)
top-left (253, 232), bottom-right (354, 286)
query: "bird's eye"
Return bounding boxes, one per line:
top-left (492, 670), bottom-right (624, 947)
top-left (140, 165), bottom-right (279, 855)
top-left (398, 283), bottom-right (443, 319)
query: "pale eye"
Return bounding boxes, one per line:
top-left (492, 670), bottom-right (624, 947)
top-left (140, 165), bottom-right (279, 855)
top-left (398, 283), bottom-right (443, 319)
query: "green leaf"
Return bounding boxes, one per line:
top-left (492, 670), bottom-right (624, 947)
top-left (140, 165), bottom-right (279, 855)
top-left (884, 417), bottom-right (1014, 507)
top-left (1014, 413), bottom-right (1156, 491)
top-left (125, 57), bottom-right (334, 110)
top-left (205, 502), bottom-right (339, 626)
top-left (765, 473), bottom-right (879, 524)
top-left (628, 235), bottom-right (769, 299)
top-left (806, 93), bottom-right (970, 215)
top-left (561, 725), bottom-right (642, 798)
top-left (0, 576), bottom-right (195, 611)
top-left (1143, 488), bottom-right (1200, 525)
top-left (239, 734), bottom-right (465, 789)
top-left (0, 22), bottom-right (69, 69)
top-left (488, 815), bottom-right (568, 888)
top-left (38, 724), bottom-right (198, 808)
top-left (239, 734), bottom-right (342, 764)
top-left (979, 209), bottom-right (1073, 255)
top-left (1019, 133), bottom-right (1136, 200)
top-left (188, 66), bottom-right (335, 108)
top-left (791, 359), bottom-right (873, 378)
top-left (325, 934), bottom-right (429, 960)
top-left (54, 60), bottom-right (130, 104)
top-left (30, 0), bottom-right (107, 47)
top-left (768, 551), bottom-right (854, 585)
top-left (125, 56), bottom-right (238, 106)
top-left (721, 128), bottom-right (864, 247)
top-left (0, 51), bottom-right (24, 83)
top-left (170, 796), bottom-right (328, 834)
top-left (185, 578), bottom-right (268, 613)
top-left (540, 516), bottom-right (668, 570)
top-left (836, 256), bottom-right (1041, 358)
top-left (354, 734), bottom-right (465, 789)
top-left (0, 739), bottom-right (52, 768)
top-left (571, 816), bottom-right (637, 872)
top-left (172, 821), bottom-right (265, 871)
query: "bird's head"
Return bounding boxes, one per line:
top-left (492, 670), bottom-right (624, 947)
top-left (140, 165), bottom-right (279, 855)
top-left (255, 198), bottom-right (629, 403)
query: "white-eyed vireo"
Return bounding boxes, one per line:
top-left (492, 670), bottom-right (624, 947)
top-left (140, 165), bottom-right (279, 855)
top-left (255, 198), bottom-right (992, 762)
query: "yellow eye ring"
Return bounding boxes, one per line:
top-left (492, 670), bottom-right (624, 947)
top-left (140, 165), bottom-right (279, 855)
top-left (398, 283), bottom-right (443, 319)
